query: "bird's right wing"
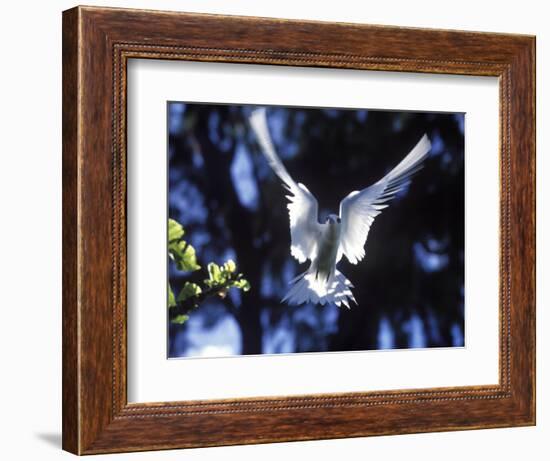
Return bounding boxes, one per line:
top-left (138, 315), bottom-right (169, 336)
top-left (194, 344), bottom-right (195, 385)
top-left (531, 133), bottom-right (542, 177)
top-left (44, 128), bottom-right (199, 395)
top-left (250, 108), bottom-right (322, 263)
top-left (338, 134), bottom-right (431, 264)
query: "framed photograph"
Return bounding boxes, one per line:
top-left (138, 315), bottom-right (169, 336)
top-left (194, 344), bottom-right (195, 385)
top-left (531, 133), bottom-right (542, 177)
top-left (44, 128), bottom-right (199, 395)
top-left (62, 6), bottom-right (535, 454)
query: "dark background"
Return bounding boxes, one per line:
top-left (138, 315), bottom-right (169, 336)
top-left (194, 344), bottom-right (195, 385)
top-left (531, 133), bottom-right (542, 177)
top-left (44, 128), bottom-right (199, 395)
top-left (167, 102), bottom-right (464, 358)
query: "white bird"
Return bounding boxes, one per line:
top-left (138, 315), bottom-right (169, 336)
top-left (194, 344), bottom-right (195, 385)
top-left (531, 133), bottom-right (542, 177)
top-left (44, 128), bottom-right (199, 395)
top-left (249, 108), bottom-right (431, 308)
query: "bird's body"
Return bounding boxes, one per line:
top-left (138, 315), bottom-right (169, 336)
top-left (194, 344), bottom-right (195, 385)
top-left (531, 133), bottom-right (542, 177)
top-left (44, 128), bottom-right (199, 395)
top-left (281, 215), bottom-right (355, 307)
top-left (313, 218), bottom-right (341, 283)
top-left (250, 108), bottom-right (431, 307)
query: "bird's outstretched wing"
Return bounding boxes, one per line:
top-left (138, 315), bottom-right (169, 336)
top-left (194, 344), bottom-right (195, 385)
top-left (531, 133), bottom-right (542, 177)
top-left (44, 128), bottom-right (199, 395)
top-left (338, 134), bottom-right (431, 264)
top-left (250, 108), bottom-right (322, 263)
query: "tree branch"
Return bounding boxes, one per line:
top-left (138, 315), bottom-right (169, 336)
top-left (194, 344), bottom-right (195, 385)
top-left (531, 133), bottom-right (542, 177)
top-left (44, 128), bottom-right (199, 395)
top-left (169, 272), bottom-right (243, 320)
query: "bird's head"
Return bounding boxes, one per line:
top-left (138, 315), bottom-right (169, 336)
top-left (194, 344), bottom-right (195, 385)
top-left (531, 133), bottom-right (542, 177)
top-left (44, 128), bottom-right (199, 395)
top-left (326, 214), bottom-right (341, 225)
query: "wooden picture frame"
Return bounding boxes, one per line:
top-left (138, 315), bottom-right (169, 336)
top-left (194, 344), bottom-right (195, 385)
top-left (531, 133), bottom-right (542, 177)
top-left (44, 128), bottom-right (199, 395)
top-left (62, 5), bottom-right (535, 455)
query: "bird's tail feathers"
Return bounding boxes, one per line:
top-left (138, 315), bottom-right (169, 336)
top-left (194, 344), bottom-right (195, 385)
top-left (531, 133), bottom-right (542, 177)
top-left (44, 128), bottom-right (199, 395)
top-left (282, 265), bottom-right (357, 308)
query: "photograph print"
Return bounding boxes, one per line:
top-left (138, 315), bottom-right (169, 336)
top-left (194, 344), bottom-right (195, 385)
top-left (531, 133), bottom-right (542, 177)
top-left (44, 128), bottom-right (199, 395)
top-left (167, 102), bottom-right (465, 358)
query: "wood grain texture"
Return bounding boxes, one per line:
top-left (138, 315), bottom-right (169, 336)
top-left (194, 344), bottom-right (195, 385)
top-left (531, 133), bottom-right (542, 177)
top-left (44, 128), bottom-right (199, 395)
top-left (62, 5), bottom-right (536, 455)
top-left (62, 7), bottom-right (80, 454)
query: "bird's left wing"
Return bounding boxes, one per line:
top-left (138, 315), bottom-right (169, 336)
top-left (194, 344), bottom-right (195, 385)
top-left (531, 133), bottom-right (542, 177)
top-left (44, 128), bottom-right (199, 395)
top-left (250, 108), bottom-right (322, 263)
top-left (338, 134), bottom-right (431, 264)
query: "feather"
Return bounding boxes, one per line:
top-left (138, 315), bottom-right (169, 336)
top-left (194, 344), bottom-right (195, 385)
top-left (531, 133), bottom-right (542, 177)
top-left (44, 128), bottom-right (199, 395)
top-left (282, 265), bottom-right (357, 307)
top-left (250, 108), bottom-right (322, 263)
top-left (339, 134), bottom-right (431, 264)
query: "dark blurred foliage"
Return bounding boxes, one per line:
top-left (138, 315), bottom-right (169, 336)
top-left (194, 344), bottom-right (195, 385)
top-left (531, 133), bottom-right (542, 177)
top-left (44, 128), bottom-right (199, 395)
top-left (167, 102), bottom-right (464, 358)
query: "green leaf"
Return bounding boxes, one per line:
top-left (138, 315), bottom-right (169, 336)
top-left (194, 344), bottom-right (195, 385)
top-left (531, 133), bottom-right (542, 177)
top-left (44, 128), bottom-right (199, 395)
top-left (170, 240), bottom-right (201, 272)
top-left (177, 282), bottom-right (202, 302)
top-left (223, 259), bottom-right (236, 274)
top-left (233, 278), bottom-right (251, 292)
top-left (179, 243), bottom-right (201, 272)
top-left (168, 284), bottom-right (177, 308)
top-left (167, 220), bottom-right (252, 313)
top-left (207, 262), bottom-right (222, 283)
top-left (171, 314), bottom-right (189, 325)
top-left (168, 218), bottom-right (184, 242)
